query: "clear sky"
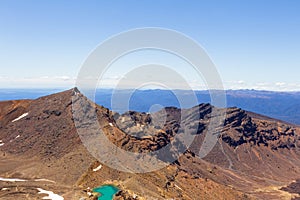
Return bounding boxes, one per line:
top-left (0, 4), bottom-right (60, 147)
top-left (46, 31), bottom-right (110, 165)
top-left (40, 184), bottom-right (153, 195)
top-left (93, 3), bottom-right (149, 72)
top-left (0, 0), bottom-right (300, 90)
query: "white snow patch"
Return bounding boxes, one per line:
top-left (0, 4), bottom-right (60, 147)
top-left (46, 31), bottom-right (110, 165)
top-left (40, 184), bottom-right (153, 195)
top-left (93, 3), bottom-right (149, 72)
top-left (0, 177), bottom-right (26, 182)
top-left (37, 188), bottom-right (64, 200)
top-left (0, 140), bottom-right (4, 146)
top-left (12, 113), bottom-right (28, 122)
top-left (174, 184), bottom-right (182, 191)
top-left (109, 123), bottom-right (113, 127)
top-left (1, 188), bottom-right (9, 191)
top-left (35, 179), bottom-right (56, 183)
top-left (87, 191), bottom-right (92, 197)
top-left (15, 135), bottom-right (20, 139)
top-left (92, 164), bottom-right (102, 172)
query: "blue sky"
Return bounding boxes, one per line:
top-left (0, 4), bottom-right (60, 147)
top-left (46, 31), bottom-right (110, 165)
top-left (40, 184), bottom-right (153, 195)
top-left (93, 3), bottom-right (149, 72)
top-left (0, 0), bottom-right (300, 90)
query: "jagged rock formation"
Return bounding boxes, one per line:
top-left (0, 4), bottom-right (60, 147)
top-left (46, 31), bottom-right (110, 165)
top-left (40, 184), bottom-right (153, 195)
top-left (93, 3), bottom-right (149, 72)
top-left (0, 88), bottom-right (300, 199)
top-left (221, 107), bottom-right (300, 150)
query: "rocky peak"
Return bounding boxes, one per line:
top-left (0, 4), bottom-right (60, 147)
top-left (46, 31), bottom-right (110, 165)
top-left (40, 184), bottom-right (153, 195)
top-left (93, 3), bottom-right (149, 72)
top-left (221, 107), bottom-right (300, 150)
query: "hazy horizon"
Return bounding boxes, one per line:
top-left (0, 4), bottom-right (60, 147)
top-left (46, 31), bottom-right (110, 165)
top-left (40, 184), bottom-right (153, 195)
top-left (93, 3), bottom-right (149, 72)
top-left (2, 87), bottom-right (300, 93)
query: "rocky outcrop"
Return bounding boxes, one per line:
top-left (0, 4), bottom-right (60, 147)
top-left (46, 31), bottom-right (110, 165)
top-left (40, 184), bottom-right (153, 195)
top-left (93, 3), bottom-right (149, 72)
top-left (221, 107), bottom-right (300, 150)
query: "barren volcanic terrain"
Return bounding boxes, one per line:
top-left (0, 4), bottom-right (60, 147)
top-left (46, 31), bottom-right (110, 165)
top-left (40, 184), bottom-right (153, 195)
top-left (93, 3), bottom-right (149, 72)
top-left (0, 88), bottom-right (300, 199)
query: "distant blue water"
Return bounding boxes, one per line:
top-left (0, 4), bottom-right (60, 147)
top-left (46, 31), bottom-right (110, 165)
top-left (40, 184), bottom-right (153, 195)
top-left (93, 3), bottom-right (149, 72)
top-left (93, 185), bottom-right (119, 200)
top-left (0, 89), bottom-right (64, 101)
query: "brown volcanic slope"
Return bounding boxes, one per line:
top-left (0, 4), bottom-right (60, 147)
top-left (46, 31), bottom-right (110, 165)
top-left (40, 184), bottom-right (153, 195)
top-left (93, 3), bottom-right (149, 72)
top-left (0, 100), bottom-right (32, 127)
top-left (0, 88), bottom-right (299, 200)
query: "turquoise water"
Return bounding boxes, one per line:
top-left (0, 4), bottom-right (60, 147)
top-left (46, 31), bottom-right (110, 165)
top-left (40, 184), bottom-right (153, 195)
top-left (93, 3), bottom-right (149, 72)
top-left (93, 185), bottom-right (119, 200)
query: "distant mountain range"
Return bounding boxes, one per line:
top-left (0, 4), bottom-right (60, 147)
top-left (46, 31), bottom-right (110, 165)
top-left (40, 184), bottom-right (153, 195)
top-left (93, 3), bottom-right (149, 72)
top-left (1, 89), bottom-right (300, 125)
top-left (96, 89), bottom-right (300, 125)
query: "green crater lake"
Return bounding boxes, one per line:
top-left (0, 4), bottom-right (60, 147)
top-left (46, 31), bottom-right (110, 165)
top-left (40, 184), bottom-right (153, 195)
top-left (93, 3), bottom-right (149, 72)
top-left (93, 185), bottom-right (119, 200)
